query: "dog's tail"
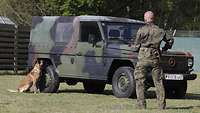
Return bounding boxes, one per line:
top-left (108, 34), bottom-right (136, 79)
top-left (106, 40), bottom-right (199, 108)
top-left (7, 89), bottom-right (18, 93)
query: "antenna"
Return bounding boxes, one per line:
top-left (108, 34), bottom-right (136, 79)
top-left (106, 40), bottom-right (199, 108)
top-left (173, 29), bottom-right (176, 37)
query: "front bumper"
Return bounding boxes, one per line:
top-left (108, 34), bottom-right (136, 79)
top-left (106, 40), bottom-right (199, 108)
top-left (164, 73), bottom-right (197, 80)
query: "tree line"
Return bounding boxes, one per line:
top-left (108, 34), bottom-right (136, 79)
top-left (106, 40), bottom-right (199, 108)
top-left (0, 0), bottom-right (199, 30)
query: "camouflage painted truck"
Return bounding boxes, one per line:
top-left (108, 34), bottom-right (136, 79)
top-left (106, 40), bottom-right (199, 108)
top-left (28, 16), bottom-right (197, 98)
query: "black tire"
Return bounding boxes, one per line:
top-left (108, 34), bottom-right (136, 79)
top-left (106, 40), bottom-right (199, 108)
top-left (38, 65), bottom-right (60, 93)
top-left (112, 66), bottom-right (136, 98)
top-left (83, 81), bottom-right (106, 93)
top-left (165, 80), bottom-right (187, 99)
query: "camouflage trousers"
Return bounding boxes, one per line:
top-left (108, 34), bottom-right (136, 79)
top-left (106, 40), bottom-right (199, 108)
top-left (134, 59), bottom-right (166, 109)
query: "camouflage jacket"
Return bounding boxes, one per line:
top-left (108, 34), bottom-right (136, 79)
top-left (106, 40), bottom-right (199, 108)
top-left (133, 23), bottom-right (174, 60)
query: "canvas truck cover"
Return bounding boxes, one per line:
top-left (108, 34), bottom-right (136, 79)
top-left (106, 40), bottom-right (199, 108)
top-left (28, 16), bottom-right (80, 67)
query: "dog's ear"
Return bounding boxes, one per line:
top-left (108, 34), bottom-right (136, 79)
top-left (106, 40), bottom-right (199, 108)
top-left (32, 59), bottom-right (37, 66)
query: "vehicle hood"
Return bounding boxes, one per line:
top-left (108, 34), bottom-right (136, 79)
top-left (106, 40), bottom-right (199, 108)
top-left (162, 50), bottom-right (193, 57)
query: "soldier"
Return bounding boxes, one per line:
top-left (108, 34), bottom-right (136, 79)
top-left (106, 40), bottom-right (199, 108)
top-left (133, 11), bottom-right (174, 109)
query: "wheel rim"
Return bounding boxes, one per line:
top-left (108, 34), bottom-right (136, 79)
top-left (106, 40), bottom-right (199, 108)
top-left (44, 69), bottom-right (52, 87)
top-left (117, 72), bottom-right (130, 92)
top-left (39, 67), bottom-right (52, 90)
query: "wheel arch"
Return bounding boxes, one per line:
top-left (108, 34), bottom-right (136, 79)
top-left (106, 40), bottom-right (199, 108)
top-left (107, 59), bottom-right (134, 84)
top-left (35, 58), bottom-right (56, 69)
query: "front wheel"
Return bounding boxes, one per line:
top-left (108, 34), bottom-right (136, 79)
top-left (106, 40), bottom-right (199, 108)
top-left (38, 65), bottom-right (60, 93)
top-left (112, 66), bottom-right (136, 98)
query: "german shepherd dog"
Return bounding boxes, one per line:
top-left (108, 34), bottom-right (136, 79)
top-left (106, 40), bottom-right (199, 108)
top-left (8, 60), bottom-right (43, 93)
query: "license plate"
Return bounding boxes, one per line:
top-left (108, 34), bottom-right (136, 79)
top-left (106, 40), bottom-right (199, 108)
top-left (164, 74), bottom-right (184, 80)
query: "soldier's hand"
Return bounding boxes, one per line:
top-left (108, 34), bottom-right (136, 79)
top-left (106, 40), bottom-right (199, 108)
top-left (161, 47), bottom-right (168, 52)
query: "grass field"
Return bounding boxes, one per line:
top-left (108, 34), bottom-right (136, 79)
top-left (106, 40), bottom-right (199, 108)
top-left (0, 75), bottom-right (199, 113)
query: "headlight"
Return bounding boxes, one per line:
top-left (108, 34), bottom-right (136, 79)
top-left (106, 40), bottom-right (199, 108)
top-left (188, 58), bottom-right (193, 67)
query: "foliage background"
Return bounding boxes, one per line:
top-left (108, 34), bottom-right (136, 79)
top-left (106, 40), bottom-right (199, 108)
top-left (0, 0), bottom-right (200, 30)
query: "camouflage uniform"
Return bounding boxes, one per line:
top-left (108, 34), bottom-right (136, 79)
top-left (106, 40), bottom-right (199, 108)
top-left (133, 23), bottom-right (174, 109)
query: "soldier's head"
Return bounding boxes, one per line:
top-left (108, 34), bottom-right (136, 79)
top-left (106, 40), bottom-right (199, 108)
top-left (144, 11), bottom-right (154, 23)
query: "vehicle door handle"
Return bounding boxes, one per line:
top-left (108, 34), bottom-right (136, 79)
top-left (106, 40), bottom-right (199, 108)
top-left (76, 52), bottom-right (82, 56)
top-left (70, 57), bottom-right (74, 64)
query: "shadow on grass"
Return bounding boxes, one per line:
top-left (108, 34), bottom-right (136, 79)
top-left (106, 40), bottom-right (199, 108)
top-left (58, 89), bottom-right (200, 100)
top-left (58, 89), bottom-right (85, 94)
top-left (143, 91), bottom-right (200, 100)
top-left (167, 105), bottom-right (200, 110)
top-left (58, 89), bottom-right (113, 96)
top-left (185, 93), bottom-right (200, 100)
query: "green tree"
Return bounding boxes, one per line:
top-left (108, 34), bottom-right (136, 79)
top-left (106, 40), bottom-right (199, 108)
top-left (62, 0), bottom-right (106, 16)
top-left (0, 0), bottom-right (34, 25)
top-left (0, 0), bottom-right (199, 30)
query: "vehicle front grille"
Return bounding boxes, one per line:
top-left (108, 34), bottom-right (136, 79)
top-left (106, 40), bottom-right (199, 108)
top-left (160, 55), bottom-right (188, 73)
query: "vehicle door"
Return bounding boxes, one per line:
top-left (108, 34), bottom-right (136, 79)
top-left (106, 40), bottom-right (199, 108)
top-left (76, 21), bottom-right (106, 80)
top-left (54, 19), bottom-right (77, 77)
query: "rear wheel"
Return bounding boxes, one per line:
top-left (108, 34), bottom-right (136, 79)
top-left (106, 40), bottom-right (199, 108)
top-left (165, 80), bottom-right (187, 99)
top-left (112, 66), bottom-right (136, 98)
top-left (83, 81), bottom-right (106, 93)
top-left (38, 65), bottom-right (60, 93)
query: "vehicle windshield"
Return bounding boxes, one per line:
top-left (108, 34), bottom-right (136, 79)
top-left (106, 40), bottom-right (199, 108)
top-left (101, 22), bottom-right (143, 43)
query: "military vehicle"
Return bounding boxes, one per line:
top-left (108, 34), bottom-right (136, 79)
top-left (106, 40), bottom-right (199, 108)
top-left (28, 16), bottom-right (197, 98)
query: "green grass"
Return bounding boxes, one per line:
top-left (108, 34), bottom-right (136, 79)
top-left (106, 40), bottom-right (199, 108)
top-left (0, 75), bottom-right (199, 113)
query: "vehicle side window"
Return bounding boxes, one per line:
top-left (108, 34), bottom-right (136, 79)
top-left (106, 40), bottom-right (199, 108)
top-left (101, 22), bottom-right (142, 41)
top-left (80, 22), bottom-right (102, 43)
top-left (55, 23), bottom-right (73, 43)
